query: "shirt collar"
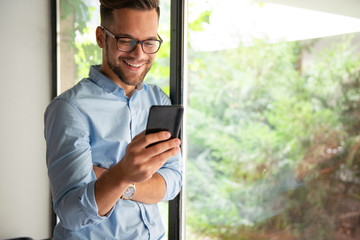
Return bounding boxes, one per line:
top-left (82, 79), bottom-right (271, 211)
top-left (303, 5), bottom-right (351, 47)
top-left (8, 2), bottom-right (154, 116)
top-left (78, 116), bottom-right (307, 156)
top-left (88, 65), bottom-right (148, 95)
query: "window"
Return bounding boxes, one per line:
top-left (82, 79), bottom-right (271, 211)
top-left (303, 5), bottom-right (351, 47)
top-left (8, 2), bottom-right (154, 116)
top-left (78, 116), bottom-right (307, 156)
top-left (185, 0), bottom-right (360, 239)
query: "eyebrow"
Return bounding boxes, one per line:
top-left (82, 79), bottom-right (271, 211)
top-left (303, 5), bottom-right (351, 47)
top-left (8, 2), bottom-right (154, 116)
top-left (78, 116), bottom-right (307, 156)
top-left (115, 33), bottom-right (158, 41)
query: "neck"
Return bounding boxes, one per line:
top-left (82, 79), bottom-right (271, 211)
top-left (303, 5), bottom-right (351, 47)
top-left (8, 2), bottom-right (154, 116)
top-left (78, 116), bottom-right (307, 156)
top-left (99, 64), bottom-right (136, 97)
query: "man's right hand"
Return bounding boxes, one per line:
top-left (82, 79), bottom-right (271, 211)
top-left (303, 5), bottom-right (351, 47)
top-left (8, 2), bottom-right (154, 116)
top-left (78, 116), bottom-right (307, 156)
top-left (114, 130), bottom-right (181, 184)
top-left (94, 130), bottom-right (181, 216)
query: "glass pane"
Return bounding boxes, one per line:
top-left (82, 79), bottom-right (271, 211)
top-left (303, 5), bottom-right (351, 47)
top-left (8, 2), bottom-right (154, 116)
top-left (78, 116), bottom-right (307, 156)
top-left (58, 0), bottom-right (100, 93)
top-left (186, 1), bottom-right (360, 239)
top-left (57, 0), bottom-right (171, 235)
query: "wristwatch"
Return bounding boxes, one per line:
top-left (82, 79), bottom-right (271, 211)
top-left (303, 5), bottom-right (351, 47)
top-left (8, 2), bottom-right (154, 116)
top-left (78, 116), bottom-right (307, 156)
top-left (120, 184), bottom-right (136, 200)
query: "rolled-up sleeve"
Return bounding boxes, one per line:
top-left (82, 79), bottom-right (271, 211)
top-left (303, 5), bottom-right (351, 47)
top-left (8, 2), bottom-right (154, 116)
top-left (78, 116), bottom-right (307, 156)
top-left (157, 152), bottom-right (183, 201)
top-left (44, 98), bottom-right (111, 230)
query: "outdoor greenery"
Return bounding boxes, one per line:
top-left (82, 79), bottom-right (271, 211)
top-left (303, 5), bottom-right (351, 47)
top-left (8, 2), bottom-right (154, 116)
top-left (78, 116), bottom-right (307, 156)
top-left (61, 1), bottom-right (360, 239)
top-left (186, 11), bottom-right (360, 240)
top-left (186, 32), bottom-right (360, 239)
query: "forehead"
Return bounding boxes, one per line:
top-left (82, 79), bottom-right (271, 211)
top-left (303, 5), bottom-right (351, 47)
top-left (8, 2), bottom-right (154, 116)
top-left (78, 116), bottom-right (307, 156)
top-left (111, 8), bottom-right (159, 38)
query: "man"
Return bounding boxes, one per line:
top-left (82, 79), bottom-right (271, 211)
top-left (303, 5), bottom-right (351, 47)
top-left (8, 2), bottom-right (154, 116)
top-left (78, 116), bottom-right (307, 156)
top-left (44, 0), bottom-right (183, 239)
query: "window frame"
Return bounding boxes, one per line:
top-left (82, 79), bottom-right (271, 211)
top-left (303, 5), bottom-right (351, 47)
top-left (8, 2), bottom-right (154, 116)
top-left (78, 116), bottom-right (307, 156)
top-left (50, 0), bottom-right (58, 235)
top-left (169, 1), bottom-right (187, 239)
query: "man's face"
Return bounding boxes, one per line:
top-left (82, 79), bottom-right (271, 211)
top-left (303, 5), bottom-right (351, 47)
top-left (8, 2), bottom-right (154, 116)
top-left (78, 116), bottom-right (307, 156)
top-left (102, 8), bottom-right (159, 89)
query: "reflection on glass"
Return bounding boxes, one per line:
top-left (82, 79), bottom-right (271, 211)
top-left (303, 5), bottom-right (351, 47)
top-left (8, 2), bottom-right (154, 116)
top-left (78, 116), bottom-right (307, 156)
top-left (186, 0), bottom-right (360, 239)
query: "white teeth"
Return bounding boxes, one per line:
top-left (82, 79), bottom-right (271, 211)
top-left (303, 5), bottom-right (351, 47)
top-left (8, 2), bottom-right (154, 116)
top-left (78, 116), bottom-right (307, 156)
top-left (124, 60), bottom-right (143, 68)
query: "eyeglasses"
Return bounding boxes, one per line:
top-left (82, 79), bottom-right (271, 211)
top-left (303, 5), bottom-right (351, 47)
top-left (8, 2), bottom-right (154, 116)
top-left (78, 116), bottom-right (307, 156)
top-left (100, 26), bottom-right (163, 54)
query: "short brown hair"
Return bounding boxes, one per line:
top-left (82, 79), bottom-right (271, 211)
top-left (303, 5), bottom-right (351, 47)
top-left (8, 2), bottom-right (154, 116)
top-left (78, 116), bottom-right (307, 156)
top-left (100, 0), bottom-right (160, 26)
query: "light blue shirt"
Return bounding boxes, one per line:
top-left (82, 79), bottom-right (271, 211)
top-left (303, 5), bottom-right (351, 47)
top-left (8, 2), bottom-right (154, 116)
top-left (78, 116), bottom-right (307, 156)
top-left (44, 65), bottom-right (183, 239)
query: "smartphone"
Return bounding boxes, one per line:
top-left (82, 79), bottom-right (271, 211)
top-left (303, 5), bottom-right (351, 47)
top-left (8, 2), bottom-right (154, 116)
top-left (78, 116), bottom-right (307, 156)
top-left (145, 105), bottom-right (184, 147)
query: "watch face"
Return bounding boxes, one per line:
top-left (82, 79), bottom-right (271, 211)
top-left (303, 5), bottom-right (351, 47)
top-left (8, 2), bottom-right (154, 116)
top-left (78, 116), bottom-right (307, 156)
top-left (123, 184), bottom-right (136, 199)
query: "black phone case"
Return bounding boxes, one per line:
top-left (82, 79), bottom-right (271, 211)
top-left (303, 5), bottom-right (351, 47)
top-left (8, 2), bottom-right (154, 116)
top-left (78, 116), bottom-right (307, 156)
top-left (145, 105), bottom-right (184, 146)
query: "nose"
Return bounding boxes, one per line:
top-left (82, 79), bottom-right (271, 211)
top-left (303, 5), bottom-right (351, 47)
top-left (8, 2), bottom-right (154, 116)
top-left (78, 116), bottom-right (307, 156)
top-left (129, 43), bottom-right (145, 58)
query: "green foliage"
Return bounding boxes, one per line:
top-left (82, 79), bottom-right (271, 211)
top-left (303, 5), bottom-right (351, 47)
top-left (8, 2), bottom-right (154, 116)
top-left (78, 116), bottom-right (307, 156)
top-left (74, 40), bottom-right (101, 80)
top-left (60, 0), bottom-right (99, 82)
top-left (186, 30), bottom-right (360, 239)
top-left (146, 33), bottom-right (171, 92)
top-left (60, 0), bottom-right (94, 33)
top-left (188, 10), bottom-right (212, 32)
top-left (186, 7), bottom-right (360, 239)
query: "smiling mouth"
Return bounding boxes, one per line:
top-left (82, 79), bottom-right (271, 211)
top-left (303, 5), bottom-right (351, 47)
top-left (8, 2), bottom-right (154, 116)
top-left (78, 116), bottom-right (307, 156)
top-left (123, 60), bottom-right (144, 68)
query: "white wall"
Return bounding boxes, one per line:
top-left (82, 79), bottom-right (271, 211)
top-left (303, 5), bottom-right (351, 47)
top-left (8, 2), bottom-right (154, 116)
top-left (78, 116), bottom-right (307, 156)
top-left (0, 0), bottom-right (52, 239)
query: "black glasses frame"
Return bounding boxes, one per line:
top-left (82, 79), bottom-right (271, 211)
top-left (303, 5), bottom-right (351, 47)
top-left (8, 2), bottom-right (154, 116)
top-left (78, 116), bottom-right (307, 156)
top-left (100, 26), bottom-right (163, 54)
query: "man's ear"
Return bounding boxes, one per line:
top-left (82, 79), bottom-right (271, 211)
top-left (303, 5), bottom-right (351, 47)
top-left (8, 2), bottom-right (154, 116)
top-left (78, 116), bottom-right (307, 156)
top-left (96, 26), bottom-right (105, 48)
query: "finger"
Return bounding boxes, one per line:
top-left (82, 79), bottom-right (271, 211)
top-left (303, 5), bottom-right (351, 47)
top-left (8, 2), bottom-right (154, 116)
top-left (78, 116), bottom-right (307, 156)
top-left (152, 145), bottom-right (181, 167)
top-left (143, 131), bottom-right (172, 148)
top-left (146, 138), bottom-right (181, 157)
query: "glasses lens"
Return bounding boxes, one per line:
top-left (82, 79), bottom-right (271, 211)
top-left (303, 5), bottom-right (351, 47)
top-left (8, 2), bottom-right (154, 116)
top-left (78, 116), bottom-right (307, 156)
top-left (117, 38), bottom-right (137, 52)
top-left (142, 40), bottom-right (161, 54)
top-left (117, 38), bottom-right (161, 54)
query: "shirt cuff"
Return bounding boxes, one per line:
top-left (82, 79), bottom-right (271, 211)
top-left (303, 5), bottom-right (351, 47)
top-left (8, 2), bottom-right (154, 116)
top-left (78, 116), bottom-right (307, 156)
top-left (157, 168), bottom-right (182, 202)
top-left (80, 180), bottom-right (114, 220)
